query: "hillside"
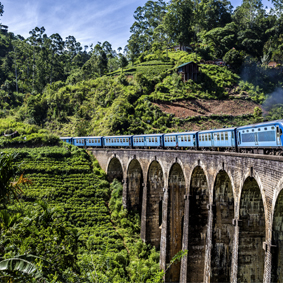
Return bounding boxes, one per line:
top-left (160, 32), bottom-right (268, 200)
top-left (0, 51), bottom-right (268, 142)
top-left (0, 145), bottom-right (161, 282)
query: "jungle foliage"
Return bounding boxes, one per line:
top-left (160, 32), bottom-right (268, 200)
top-left (0, 147), bottom-right (164, 282)
top-left (1, 0), bottom-right (283, 137)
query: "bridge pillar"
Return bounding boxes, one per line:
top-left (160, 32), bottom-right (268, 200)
top-left (122, 178), bottom-right (128, 209)
top-left (141, 181), bottom-right (147, 242)
top-left (230, 218), bottom-right (240, 283)
top-left (263, 241), bottom-right (272, 283)
top-left (204, 202), bottom-right (214, 283)
top-left (160, 186), bottom-right (169, 272)
top-left (180, 193), bottom-right (190, 283)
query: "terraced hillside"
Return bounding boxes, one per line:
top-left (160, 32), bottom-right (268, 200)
top-left (1, 145), bottom-right (160, 282)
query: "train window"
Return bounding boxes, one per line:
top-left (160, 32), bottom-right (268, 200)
top-left (205, 134), bottom-right (207, 141)
top-left (181, 136), bottom-right (183, 142)
top-left (264, 127), bottom-right (267, 130)
top-left (243, 131), bottom-right (245, 133)
top-left (188, 136), bottom-right (191, 142)
top-left (173, 137), bottom-right (175, 142)
top-left (120, 139), bottom-right (122, 143)
top-left (258, 128), bottom-right (261, 131)
top-left (225, 133), bottom-right (228, 140)
top-left (247, 130), bottom-right (249, 133)
top-left (209, 135), bottom-right (211, 141)
top-left (272, 126), bottom-right (275, 130)
top-left (155, 137), bottom-right (158, 142)
top-left (232, 132), bottom-right (234, 138)
top-left (126, 138), bottom-right (129, 142)
top-left (123, 138), bottom-right (125, 143)
top-left (217, 134), bottom-right (220, 140)
top-left (221, 133), bottom-right (224, 140)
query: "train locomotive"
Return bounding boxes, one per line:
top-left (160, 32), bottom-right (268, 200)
top-left (60, 120), bottom-right (283, 155)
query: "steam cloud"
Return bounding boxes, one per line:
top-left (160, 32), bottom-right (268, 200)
top-left (262, 87), bottom-right (283, 111)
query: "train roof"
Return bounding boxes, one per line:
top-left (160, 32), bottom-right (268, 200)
top-left (237, 120), bottom-right (283, 130)
top-left (133, 133), bottom-right (164, 137)
top-left (103, 135), bottom-right (133, 138)
top-left (164, 131), bottom-right (198, 136)
top-left (73, 136), bottom-right (103, 138)
top-left (199, 127), bottom-right (237, 134)
top-left (60, 137), bottom-right (72, 139)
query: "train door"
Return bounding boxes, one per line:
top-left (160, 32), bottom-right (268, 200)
top-left (231, 131), bottom-right (235, 146)
top-left (255, 133), bottom-right (259, 145)
top-left (238, 132), bottom-right (241, 145)
top-left (276, 126), bottom-right (282, 145)
top-left (211, 133), bottom-right (214, 147)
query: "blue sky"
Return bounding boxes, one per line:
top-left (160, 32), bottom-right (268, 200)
top-left (0, 0), bottom-right (273, 50)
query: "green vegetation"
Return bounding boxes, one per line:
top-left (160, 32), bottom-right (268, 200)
top-left (0, 146), bottom-right (163, 282)
top-left (1, 0), bottom-right (283, 279)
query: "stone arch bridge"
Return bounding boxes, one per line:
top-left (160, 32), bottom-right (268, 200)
top-left (90, 148), bottom-right (283, 283)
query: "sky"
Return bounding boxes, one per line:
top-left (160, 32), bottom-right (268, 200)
top-left (0, 0), bottom-right (274, 51)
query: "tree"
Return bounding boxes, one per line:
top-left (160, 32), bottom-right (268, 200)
top-left (203, 22), bottom-right (237, 58)
top-left (119, 54), bottom-right (128, 72)
top-left (0, 152), bottom-right (31, 208)
top-left (162, 0), bottom-right (194, 49)
top-left (223, 48), bottom-right (245, 71)
top-left (197, 0), bottom-right (233, 31)
top-left (127, 0), bottom-right (166, 60)
top-left (0, 2), bottom-right (3, 16)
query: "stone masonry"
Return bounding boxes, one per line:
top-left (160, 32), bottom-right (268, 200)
top-left (90, 148), bottom-right (283, 283)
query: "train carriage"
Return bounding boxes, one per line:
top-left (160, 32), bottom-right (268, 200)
top-left (198, 128), bottom-right (237, 151)
top-left (103, 135), bottom-right (132, 148)
top-left (164, 132), bottom-right (197, 149)
top-left (133, 134), bottom-right (164, 148)
top-left (73, 137), bottom-right (87, 147)
top-left (85, 136), bottom-right (103, 147)
top-left (237, 120), bottom-right (283, 154)
top-left (59, 137), bottom-right (73, 145)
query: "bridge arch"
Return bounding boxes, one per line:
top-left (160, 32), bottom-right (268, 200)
top-left (185, 164), bottom-right (209, 282)
top-left (106, 154), bottom-right (124, 182)
top-left (166, 162), bottom-right (186, 282)
top-left (270, 177), bottom-right (283, 282)
top-left (237, 171), bottom-right (266, 283)
top-left (186, 160), bottom-right (210, 196)
top-left (126, 158), bottom-right (144, 215)
top-left (166, 158), bottom-right (188, 189)
top-left (146, 160), bottom-right (165, 249)
top-left (211, 169), bottom-right (235, 282)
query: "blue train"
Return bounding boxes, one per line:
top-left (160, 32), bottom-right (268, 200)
top-left (60, 120), bottom-right (283, 155)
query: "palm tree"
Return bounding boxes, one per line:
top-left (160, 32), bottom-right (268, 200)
top-left (0, 152), bottom-right (32, 209)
